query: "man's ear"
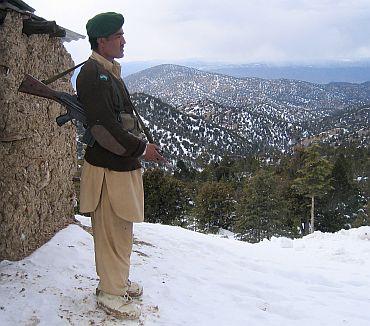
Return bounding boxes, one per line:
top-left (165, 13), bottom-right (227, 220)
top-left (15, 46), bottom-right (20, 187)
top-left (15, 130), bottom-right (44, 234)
top-left (97, 37), bottom-right (105, 48)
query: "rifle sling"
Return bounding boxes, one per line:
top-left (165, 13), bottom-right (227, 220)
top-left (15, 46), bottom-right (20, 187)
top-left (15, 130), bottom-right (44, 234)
top-left (42, 61), bottom-right (87, 85)
top-left (122, 83), bottom-right (153, 143)
top-left (111, 75), bottom-right (154, 143)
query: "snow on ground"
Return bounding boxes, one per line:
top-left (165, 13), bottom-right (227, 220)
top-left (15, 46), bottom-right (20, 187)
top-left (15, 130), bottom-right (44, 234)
top-left (1, 216), bottom-right (370, 326)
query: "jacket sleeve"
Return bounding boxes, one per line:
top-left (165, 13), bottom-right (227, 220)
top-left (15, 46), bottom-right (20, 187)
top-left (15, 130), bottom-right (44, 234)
top-left (76, 64), bottom-right (146, 158)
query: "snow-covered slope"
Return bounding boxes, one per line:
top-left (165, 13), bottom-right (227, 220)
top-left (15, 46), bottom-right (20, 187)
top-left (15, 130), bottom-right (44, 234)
top-left (125, 64), bottom-right (370, 112)
top-left (1, 218), bottom-right (370, 326)
top-left (132, 93), bottom-right (251, 165)
top-left (124, 65), bottom-right (370, 161)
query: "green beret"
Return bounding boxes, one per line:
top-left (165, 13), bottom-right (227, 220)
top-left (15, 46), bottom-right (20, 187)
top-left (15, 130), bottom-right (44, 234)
top-left (86, 12), bottom-right (124, 38)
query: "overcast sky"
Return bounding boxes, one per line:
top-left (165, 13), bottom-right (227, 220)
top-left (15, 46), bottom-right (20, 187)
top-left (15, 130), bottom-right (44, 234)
top-left (26, 0), bottom-right (370, 65)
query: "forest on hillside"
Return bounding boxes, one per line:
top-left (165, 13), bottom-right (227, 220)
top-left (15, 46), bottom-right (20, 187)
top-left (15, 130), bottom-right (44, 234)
top-left (141, 142), bottom-right (369, 243)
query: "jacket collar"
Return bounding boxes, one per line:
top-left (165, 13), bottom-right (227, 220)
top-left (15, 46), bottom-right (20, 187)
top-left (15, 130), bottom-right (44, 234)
top-left (90, 51), bottom-right (122, 79)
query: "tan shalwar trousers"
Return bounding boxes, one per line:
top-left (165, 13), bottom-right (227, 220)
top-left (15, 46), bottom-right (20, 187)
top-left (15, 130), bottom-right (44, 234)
top-left (79, 161), bottom-right (144, 296)
top-left (91, 178), bottom-right (133, 296)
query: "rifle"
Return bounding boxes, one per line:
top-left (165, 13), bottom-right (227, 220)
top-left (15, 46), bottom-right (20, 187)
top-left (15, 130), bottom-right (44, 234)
top-left (18, 74), bottom-right (95, 146)
top-left (18, 74), bottom-right (157, 152)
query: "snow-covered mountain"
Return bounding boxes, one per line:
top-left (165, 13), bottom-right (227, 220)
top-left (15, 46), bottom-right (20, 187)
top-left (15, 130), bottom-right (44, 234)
top-left (124, 64), bottom-right (369, 164)
top-left (1, 216), bottom-right (370, 325)
top-left (78, 65), bottom-right (370, 166)
top-left (131, 94), bottom-right (251, 165)
top-left (132, 93), bottom-right (299, 159)
top-left (196, 62), bottom-right (370, 84)
top-left (301, 105), bottom-right (370, 147)
top-left (125, 64), bottom-right (370, 115)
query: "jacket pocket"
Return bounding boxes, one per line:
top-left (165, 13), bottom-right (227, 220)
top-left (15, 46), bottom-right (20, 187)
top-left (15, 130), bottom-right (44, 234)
top-left (120, 113), bottom-right (136, 132)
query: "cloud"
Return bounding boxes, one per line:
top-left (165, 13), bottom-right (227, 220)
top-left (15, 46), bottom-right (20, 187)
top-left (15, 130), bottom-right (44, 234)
top-left (25, 0), bottom-right (370, 64)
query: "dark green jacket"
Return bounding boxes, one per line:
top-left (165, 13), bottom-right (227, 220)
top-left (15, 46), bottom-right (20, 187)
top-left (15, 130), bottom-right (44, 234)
top-left (76, 58), bottom-right (146, 171)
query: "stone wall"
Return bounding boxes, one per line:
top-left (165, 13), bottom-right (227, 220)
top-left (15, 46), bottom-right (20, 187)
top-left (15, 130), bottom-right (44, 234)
top-left (0, 10), bottom-right (77, 260)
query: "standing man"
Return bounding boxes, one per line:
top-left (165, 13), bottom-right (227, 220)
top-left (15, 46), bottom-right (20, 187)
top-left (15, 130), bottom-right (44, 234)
top-left (77, 12), bottom-right (165, 320)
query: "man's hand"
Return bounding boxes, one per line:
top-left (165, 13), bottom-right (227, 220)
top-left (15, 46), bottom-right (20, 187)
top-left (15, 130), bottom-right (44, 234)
top-left (143, 143), bottom-right (167, 163)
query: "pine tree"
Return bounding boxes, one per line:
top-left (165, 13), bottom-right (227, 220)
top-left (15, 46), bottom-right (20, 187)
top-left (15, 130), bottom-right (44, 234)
top-left (143, 169), bottom-right (190, 226)
top-left (292, 145), bottom-right (333, 234)
top-left (234, 169), bottom-right (290, 242)
top-left (173, 160), bottom-right (197, 181)
top-left (193, 181), bottom-right (235, 233)
top-left (317, 153), bottom-right (366, 232)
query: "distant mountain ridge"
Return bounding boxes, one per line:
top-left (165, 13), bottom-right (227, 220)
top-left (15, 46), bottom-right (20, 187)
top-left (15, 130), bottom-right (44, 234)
top-left (121, 64), bottom-right (370, 166)
top-left (125, 64), bottom-right (370, 115)
top-left (202, 64), bottom-right (370, 84)
top-left (121, 60), bottom-right (370, 83)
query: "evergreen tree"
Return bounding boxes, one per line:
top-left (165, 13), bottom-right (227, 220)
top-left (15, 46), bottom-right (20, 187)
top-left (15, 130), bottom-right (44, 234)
top-left (173, 160), bottom-right (197, 181)
top-left (352, 201), bottom-right (370, 228)
top-left (214, 158), bottom-right (234, 182)
top-left (234, 169), bottom-right (290, 242)
top-left (143, 169), bottom-right (190, 226)
top-left (292, 145), bottom-right (333, 234)
top-left (275, 150), bottom-right (310, 236)
top-left (287, 193), bottom-right (310, 235)
top-left (193, 181), bottom-right (235, 233)
top-left (317, 153), bottom-right (366, 232)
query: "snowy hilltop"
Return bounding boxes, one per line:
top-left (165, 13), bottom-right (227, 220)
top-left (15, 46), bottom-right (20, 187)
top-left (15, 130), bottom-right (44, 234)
top-left (1, 216), bottom-right (370, 326)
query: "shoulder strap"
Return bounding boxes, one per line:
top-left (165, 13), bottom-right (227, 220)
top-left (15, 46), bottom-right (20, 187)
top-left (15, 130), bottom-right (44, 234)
top-left (121, 82), bottom-right (154, 143)
top-left (42, 60), bottom-right (87, 85)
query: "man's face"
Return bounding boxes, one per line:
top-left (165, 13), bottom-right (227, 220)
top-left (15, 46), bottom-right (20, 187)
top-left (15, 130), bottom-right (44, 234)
top-left (98, 28), bottom-right (126, 60)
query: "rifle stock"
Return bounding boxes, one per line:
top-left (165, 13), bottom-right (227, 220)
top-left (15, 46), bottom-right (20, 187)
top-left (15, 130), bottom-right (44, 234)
top-left (18, 74), bottom-right (59, 101)
top-left (18, 74), bottom-right (93, 145)
top-left (18, 74), bottom-right (88, 126)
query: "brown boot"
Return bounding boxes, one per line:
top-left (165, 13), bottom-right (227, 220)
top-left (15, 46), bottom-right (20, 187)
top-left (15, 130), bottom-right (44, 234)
top-left (96, 290), bottom-right (141, 320)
